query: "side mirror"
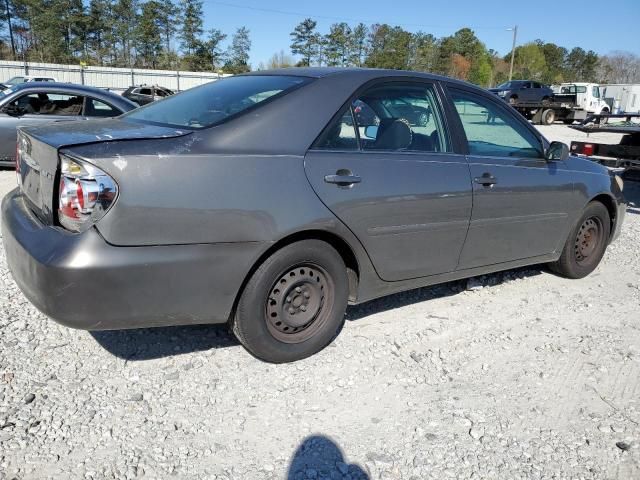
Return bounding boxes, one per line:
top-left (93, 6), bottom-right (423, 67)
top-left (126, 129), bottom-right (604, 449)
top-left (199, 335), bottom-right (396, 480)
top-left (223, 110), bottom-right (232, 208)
top-left (364, 125), bottom-right (378, 140)
top-left (546, 141), bottom-right (569, 161)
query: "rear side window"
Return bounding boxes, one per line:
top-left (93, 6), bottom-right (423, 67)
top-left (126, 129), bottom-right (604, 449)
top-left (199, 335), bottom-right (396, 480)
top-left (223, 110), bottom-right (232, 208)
top-left (314, 82), bottom-right (450, 153)
top-left (86, 98), bottom-right (119, 117)
top-left (125, 75), bottom-right (310, 129)
top-left (450, 89), bottom-right (543, 159)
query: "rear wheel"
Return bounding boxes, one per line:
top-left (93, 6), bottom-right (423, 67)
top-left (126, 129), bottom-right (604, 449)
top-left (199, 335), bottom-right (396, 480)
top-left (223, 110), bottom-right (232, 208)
top-left (549, 202), bottom-right (610, 279)
top-left (232, 240), bottom-right (349, 363)
top-left (541, 108), bottom-right (556, 125)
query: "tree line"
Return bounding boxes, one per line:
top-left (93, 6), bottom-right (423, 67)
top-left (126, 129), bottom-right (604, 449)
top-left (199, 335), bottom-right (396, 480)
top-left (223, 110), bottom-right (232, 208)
top-left (1, 3), bottom-right (639, 85)
top-left (0, 0), bottom-right (251, 73)
top-left (284, 19), bottom-right (640, 86)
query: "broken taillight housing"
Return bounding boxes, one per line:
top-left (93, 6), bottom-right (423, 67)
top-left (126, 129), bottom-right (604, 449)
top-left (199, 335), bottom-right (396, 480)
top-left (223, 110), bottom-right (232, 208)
top-left (58, 154), bottom-right (118, 232)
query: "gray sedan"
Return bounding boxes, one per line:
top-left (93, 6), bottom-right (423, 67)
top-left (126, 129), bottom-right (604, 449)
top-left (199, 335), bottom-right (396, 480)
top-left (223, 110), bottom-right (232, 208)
top-left (0, 82), bottom-right (136, 166)
top-left (2, 68), bottom-right (626, 363)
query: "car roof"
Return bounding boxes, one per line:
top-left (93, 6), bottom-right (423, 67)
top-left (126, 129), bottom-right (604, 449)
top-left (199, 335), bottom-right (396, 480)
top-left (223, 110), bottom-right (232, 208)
top-left (241, 67), bottom-right (476, 87)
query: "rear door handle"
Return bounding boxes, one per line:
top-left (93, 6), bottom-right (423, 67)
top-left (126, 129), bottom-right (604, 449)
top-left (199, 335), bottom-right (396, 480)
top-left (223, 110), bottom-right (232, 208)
top-left (324, 171), bottom-right (362, 187)
top-left (474, 174), bottom-right (498, 186)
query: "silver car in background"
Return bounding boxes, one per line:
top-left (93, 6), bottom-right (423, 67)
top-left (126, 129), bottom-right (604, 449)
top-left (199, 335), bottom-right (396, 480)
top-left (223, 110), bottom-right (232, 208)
top-left (0, 82), bottom-right (136, 166)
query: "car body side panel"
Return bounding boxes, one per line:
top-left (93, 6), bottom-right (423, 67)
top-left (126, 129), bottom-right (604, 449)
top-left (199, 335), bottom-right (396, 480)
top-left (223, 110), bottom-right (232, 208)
top-left (67, 142), bottom-right (357, 247)
top-left (304, 150), bottom-right (472, 281)
top-left (457, 157), bottom-right (579, 268)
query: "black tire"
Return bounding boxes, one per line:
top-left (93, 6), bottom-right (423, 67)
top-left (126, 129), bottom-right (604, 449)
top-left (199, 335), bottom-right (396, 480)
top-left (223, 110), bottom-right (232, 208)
top-left (232, 240), bottom-right (349, 363)
top-left (542, 108), bottom-right (555, 125)
top-left (563, 119), bottom-right (574, 125)
top-left (549, 202), bottom-right (611, 279)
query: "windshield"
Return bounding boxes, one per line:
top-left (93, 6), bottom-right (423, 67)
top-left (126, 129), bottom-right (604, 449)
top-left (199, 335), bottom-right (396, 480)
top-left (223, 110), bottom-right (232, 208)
top-left (496, 82), bottom-right (516, 89)
top-left (125, 75), bottom-right (311, 129)
top-left (5, 77), bottom-right (25, 85)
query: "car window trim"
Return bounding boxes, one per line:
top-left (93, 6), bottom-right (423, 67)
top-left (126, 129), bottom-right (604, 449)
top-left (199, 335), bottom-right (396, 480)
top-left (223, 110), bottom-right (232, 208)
top-left (444, 84), bottom-right (547, 158)
top-left (309, 77), bottom-right (455, 156)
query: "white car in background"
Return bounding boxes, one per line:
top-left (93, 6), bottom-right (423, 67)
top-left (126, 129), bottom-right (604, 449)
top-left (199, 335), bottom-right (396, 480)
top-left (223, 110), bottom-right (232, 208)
top-left (4, 75), bottom-right (58, 86)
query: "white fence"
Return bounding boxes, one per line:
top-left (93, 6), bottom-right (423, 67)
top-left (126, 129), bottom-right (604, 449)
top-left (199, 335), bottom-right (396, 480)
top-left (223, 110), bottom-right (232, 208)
top-left (0, 60), bottom-right (230, 92)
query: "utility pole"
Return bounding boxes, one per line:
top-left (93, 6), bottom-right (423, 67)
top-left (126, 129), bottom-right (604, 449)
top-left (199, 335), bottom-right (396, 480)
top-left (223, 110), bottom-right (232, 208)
top-left (4, 0), bottom-right (16, 60)
top-left (508, 25), bottom-right (518, 81)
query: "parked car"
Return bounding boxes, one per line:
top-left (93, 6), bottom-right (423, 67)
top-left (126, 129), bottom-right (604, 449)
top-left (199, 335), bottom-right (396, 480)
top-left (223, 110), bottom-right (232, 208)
top-left (3, 69), bottom-right (626, 363)
top-left (122, 85), bottom-right (174, 106)
top-left (4, 75), bottom-right (57, 85)
top-left (489, 80), bottom-right (554, 105)
top-left (0, 82), bottom-right (136, 167)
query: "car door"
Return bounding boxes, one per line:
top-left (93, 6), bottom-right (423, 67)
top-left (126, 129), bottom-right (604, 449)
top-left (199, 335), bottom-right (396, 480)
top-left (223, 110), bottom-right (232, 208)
top-left (447, 86), bottom-right (575, 269)
top-left (0, 92), bottom-right (86, 163)
top-left (137, 88), bottom-right (154, 105)
top-left (520, 82), bottom-right (533, 102)
top-left (304, 80), bottom-right (473, 281)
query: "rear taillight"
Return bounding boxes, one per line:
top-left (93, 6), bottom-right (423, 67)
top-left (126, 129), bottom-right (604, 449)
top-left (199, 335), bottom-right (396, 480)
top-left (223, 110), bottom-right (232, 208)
top-left (583, 144), bottom-right (594, 156)
top-left (58, 154), bottom-right (118, 232)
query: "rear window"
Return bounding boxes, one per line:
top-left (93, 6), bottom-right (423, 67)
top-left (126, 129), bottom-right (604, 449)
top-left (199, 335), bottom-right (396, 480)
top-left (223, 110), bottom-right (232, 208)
top-left (124, 75), bottom-right (310, 129)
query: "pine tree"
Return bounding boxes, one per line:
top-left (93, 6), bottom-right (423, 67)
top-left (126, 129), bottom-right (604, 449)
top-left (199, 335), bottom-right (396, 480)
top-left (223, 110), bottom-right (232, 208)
top-left (224, 26), bottom-right (250, 74)
top-left (290, 18), bottom-right (318, 67)
top-left (179, 0), bottom-right (203, 56)
top-left (137, 0), bottom-right (163, 68)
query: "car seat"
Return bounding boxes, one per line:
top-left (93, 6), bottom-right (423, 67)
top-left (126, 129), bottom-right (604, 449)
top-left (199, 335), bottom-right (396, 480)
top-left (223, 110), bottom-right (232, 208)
top-left (371, 118), bottom-right (413, 150)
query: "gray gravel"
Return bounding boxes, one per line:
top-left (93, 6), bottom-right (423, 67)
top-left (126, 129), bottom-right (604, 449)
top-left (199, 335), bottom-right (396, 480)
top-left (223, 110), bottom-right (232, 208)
top-left (1, 125), bottom-right (640, 479)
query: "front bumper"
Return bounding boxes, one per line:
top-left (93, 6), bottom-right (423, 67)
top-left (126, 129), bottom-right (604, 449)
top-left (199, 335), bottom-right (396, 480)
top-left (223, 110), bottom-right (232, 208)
top-left (2, 189), bottom-right (263, 330)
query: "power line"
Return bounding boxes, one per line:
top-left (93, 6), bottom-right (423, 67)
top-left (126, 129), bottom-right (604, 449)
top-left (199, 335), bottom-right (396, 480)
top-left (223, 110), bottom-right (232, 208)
top-left (203, 1), bottom-right (509, 31)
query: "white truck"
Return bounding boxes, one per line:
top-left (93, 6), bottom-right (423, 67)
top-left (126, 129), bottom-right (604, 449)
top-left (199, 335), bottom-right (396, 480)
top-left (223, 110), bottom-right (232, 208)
top-left (601, 84), bottom-right (640, 114)
top-left (515, 82), bottom-right (610, 125)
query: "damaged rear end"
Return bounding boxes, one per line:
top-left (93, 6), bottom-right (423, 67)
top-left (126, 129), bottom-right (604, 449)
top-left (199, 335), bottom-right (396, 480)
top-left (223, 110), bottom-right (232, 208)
top-left (2, 119), bottom-right (255, 331)
top-left (15, 118), bottom-right (189, 233)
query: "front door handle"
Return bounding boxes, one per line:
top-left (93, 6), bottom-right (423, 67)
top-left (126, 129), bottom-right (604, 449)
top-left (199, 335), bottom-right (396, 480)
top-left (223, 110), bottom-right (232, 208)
top-left (324, 170), bottom-right (362, 187)
top-left (474, 173), bottom-right (498, 187)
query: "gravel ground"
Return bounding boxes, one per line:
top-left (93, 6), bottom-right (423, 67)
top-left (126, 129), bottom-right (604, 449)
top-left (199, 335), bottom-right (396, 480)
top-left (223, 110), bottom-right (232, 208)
top-left (1, 125), bottom-right (640, 479)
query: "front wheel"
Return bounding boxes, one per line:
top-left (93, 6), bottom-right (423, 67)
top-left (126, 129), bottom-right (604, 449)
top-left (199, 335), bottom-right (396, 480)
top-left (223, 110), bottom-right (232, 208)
top-left (549, 202), bottom-right (611, 279)
top-left (232, 240), bottom-right (349, 363)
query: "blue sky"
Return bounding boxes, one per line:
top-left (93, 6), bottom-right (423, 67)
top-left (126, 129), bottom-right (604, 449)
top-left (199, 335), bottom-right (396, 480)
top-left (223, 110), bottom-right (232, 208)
top-left (202, 0), bottom-right (640, 66)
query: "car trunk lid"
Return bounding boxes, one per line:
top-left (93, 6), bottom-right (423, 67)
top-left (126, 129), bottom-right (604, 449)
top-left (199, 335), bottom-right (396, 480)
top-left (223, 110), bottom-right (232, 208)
top-left (16, 118), bottom-right (191, 225)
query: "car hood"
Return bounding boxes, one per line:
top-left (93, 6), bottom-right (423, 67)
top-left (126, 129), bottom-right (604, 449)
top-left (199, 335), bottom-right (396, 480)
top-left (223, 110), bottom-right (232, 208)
top-left (18, 118), bottom-right (192, 149)
top-left (488, 88), bottom-right (507, 93)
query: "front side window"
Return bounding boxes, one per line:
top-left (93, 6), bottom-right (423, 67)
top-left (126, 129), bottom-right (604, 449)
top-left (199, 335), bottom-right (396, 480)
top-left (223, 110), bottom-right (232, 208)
top-left (10, 93), bottom-right (84, 116)
top-left (125, 75), bottom-right (310, 129)
top-left (451, 89), bottom-right (542, 159)
top-left (139, 88), bottom-right (152, 96)
top-left (592, 86), bottom-right (600, 98)
top-left (315, 82), bottom-right (450, 153)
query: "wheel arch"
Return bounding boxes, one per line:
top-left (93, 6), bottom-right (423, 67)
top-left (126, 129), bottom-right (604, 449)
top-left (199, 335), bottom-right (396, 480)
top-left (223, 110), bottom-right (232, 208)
top-left (589, 193), bottom-right (617, 240)
top-left (228, 229), bottom-right (361, 323)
